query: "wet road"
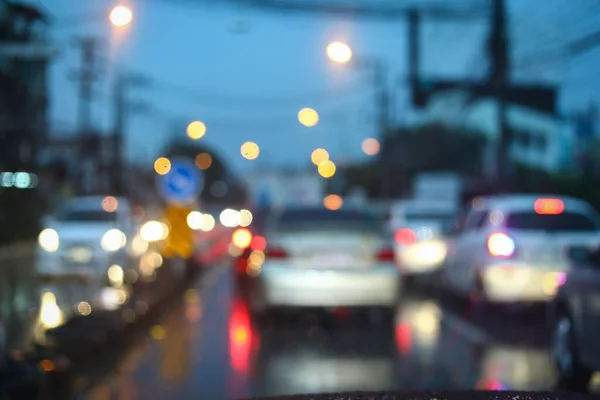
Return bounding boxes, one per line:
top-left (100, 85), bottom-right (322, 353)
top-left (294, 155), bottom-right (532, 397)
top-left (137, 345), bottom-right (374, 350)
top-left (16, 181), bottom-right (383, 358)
top-left (83, 261), bottom-right (592, 400)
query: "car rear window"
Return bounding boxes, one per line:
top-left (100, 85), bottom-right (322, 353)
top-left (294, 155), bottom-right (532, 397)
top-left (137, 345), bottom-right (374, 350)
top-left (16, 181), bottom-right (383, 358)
top-left (58, 209), bottom-right (117, 222)
top-left (275, 209), bottom-right (383, 231)
top-left (505, 211), bottom-right (598, 232)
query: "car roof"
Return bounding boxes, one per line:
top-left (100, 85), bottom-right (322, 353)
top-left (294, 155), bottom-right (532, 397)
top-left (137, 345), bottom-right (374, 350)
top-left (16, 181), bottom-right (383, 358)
top-left (475, 194), bottom-right (594, 214)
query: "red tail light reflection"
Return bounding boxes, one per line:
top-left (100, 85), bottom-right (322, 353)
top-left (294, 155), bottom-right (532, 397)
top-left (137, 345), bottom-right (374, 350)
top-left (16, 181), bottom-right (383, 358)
top-left (395, 228), bottom-right (417, 246)
top-left (229, 299), bottom-right (258, 374)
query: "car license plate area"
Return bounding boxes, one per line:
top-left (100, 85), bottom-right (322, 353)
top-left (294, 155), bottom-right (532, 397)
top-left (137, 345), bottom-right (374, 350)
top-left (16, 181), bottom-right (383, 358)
top-left (308, 252), bottom-right (355, 268)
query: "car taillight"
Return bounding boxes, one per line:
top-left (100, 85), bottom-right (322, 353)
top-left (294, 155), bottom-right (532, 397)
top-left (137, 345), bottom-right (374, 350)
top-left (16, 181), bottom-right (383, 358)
top-left (265, 247), bottom-right (287, 259)
top-left (377, 248), bottom-right (395, 262)
top-left (487, 232), bottom-right (516, 258)
top-left (395, 228), bottom-right (417, 246)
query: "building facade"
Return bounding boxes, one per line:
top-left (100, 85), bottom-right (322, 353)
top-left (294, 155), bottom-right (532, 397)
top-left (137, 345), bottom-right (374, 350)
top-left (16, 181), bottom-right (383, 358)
top-left (420, 90), bottom-right (576, 174)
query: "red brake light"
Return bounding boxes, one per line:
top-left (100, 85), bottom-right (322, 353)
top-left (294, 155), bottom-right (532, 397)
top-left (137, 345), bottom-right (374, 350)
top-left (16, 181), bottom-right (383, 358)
top-left (266, 247), bottom-right (287, 259)
top-left (377, 248), bottom-right (395, 262)
top-left (487, 232), bottom-right (516, 258)
top-left (534, 198), bottom-right (564, 215)
top-left (250, 236), bottom-right (267, 251)
top-left (395, 228), bottom-right (417, 246)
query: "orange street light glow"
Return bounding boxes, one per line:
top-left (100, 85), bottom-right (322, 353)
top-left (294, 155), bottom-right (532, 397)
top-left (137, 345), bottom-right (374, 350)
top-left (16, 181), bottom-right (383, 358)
top-left (187, 121), bottom-right (207, 140)
top-left (110, 5), bottom-right (133, 27)
top-left (326, 41), bottom-right (352, 64)
top-left (311, 148), bottom-right (329, 165)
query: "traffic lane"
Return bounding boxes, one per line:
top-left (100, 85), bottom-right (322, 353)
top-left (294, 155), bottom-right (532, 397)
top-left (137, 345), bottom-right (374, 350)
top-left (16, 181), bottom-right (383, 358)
top-left (86, 266), bottom-right (562, 400)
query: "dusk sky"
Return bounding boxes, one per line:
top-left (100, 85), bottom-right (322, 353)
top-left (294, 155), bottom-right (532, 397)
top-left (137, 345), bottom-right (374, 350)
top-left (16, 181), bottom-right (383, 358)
top-left (41, 0), bottom-right (600, 175)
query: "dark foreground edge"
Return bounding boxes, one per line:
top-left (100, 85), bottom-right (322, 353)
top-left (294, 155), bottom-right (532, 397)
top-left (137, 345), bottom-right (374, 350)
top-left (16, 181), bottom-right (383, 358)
top-left (245, 390), bottom-right (596, 400)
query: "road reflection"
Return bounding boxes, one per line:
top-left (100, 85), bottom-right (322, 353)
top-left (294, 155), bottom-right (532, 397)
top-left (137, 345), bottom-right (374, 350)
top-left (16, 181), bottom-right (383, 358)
top-left (82, 269), bottom-right (574, 399)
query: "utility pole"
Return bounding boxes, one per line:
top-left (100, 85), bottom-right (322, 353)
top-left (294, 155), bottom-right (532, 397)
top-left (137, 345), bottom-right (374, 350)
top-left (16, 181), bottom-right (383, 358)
top-left (489, 0), bottom-right (510, 182)
top-left (71, 36), bottom-right (102, 193)
top-left (111, 71), bottom-right (150, 195)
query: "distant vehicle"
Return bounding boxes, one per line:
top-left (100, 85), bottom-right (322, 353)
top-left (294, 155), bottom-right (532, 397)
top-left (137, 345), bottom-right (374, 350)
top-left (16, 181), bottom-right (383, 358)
top-left (390, 199), bottom-right (457, 279)
top-left (441, 194), bottom-right (600, 304)
top-left (35, 196), bottom-right (135, 279)
top-left (549, 245), bottom-right (600, 391)
top-left (246, 207), bottom-right (399, 316)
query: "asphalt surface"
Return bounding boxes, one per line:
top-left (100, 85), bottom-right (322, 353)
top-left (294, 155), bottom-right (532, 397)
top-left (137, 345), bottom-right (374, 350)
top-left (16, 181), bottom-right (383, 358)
top-left (81, 261), bottom-right (600, 400)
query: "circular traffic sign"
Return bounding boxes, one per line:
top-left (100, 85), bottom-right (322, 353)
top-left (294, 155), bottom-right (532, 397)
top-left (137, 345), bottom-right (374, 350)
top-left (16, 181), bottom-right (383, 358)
top-left (157, 157), bottom-right (204, 205)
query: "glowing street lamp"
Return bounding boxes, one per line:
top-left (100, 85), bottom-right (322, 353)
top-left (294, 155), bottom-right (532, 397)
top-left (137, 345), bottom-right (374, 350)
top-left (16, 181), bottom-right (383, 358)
top-left (110, 5), bottom-right (133, 27)
top-left (326, 41), bottom-right (352, 64)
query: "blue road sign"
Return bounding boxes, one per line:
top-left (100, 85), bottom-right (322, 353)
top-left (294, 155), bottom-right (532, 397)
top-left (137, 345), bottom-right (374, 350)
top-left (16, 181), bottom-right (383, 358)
top-left (157, 158), bottom-right (203, 204)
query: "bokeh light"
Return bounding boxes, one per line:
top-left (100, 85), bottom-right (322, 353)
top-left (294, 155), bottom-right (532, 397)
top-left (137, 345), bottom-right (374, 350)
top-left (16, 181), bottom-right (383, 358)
top-left (311, 148), bottom-right (329, 165)
top-left (318, 160), bottom-right (336, 178)
top-left (187, 121), bottom-right (207, 140)
top-left (154, 157), bottom-right (171, 175)
top-left (250, 235), bottom-right (267, 251)
top-left (326, 41), bottom-right (353, 64)
top-left (298, 108), bottom-right (319, 127)
top-left (220, 209), bottom-right (241, 227)
top-left (109, 5), bottom-right (132, 27)
top-left (102, 196), bottom-right (118, 212)
top-left (323, 194), bottom-right (343, 210)
top-left (362, 138), bottom-right (380, 156)
top-left (241, 142), bottom-right (260, 160)
top-left (200, 214), bottom-right (216, 232)
top-left (239, 209), bottom-right (253, 227)
top-left (232, 228), bottom-right (252, 249)
top-left (195, 152), bottom-right (212, 170)
top-left (187, 211), bottom-right (204, 230)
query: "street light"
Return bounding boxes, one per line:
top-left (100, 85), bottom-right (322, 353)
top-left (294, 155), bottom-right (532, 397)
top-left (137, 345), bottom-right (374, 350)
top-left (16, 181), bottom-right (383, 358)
top-left (110, 5), bottom-right (133, 27)
top-left (326, 41), bottom-right (353, 64)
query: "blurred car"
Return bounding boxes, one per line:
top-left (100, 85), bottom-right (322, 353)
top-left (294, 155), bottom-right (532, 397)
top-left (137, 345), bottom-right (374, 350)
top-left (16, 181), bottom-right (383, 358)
top-left (246, 207), bottom-right (400, 315)
top-left (549, 245), bottom-right (600, 391)
top-left (441, 194), bottom-right (600, 303)
top-left (390, 199), bottom-right (457, 281)
top-left (35, 196), bottom-right (134, 279)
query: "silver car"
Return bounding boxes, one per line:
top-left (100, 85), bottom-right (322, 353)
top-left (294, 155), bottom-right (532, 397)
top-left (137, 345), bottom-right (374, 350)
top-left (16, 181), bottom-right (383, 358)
top-left (248, 207), bottom-right (401, 314)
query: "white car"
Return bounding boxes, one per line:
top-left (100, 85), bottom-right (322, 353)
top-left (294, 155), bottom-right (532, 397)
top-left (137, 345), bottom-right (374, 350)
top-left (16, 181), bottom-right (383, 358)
top-left (390, 199), bottom-right (456, 277)
top-left (36, 196), bottom-right (134, 279)
top-left (248, 207), bottom-right (400, 314)
top-left (441, 194), bottom-right (600, 303)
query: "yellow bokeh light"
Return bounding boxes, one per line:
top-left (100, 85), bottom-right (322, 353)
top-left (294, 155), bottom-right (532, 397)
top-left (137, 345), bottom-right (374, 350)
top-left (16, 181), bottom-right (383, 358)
top-left (298, 108), bottom-right (319, 127)
top-left (323, 194), bottom-right (343, 210)
top-left (362, 138), bottom-right (381, 156)
top-left (232, 228), bottom-right (252, 249)
top-left (326, 41), bottom-right (353, 64)
top-left (109, 5), bottom-right (133, 27)
top-left (241, 142), bottom-right (260, 160)
top-left (102, 196), bottom-right (118, 212)
top-left (187, 121), bottom-right (207, 140)
top-left (76, 301), bottom-right (92, 316)
top-left (311, 148), bottom-right (329, 165)
top-left (318, 160), bottom-right (336, 178)
top-left (154, 157), bottom-right (171, 175)
top-left (195, 152), bottom-right (212, 170)
top-left (150, 325), bottom-right (166, 340)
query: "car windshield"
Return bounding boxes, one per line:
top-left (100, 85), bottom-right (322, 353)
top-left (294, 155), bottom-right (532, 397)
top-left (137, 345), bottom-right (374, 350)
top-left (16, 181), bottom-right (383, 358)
top-left (505, 211), bottom-right (598, 231)
top-left (57, 209), bottom-right (117, 222)
top-left (5, 1), bottom-right (600, 398)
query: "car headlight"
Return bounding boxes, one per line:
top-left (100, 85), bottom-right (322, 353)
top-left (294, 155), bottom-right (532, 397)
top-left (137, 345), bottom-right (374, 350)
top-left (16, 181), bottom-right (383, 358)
top-left (38, 229), bottom-right (59, 252)
top-left (101, 229), bottom-right (127, 252)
